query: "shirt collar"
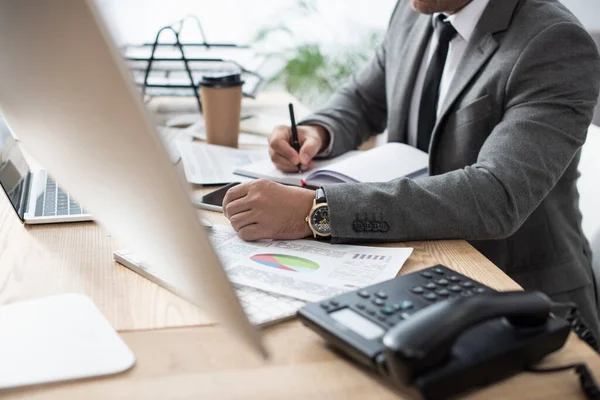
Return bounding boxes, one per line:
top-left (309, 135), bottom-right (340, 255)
top-left (433, 0), bottom-right (490, 43)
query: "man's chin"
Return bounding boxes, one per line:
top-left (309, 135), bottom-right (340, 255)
top-left (410, 0), bottom-right (438, 14)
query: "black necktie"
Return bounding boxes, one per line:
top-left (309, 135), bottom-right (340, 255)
top-left (417, 15), bottom-right (458, 153)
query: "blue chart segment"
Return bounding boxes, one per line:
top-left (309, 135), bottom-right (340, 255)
top-left (250, 254), bottom-right (320, 273)
top-left (352, 253), bottom-right (387, 261)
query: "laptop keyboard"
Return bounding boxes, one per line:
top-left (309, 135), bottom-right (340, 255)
top-left (35, 176), bottom-right (85, 217)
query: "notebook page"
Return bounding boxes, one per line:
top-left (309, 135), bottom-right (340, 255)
top-left (307, 143), bottom-right (428, 183)
top-left (234, 151), bottom-right (359, 186)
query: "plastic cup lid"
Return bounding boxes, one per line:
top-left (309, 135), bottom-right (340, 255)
top-left (199, 73), bottom-right (245, 88)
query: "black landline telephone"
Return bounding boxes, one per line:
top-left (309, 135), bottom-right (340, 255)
top-left (298, 265), bottom-right (600, 399)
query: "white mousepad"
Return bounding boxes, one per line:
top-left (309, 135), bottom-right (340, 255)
top-left (0, 293), bottom-right (135, 389)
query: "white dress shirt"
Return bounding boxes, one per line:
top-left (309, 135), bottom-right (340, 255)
top-left (407, 0), bottom-right (490, 147)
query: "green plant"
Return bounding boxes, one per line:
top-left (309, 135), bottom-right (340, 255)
top-left (253, 2), bottom-right (383, 108)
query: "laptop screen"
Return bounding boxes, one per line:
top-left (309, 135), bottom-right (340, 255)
top-left (0, 118), bottom-right (31, 218)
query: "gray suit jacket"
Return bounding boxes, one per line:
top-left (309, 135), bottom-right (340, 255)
top-left (302, 0), bottom-right (600, 302)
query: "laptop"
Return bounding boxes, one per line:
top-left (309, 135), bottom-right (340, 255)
top-left (0, 119), bottom-right (91, 224)
top-left (0, 0), bottom-right (264, 356)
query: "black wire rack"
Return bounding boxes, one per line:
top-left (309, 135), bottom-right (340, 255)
top-left (121, 15), bottom-right (266, 112)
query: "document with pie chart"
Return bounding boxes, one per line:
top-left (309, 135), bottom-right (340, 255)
top-left (223, 237), bottom-right (413, 302)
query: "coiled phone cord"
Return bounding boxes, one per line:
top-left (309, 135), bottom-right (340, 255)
top-left (526, 302), bottom-right (600, 400)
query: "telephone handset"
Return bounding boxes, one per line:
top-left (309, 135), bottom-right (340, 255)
top-left (298, 265), bottom-right (596, 399)
top-left (382, 291), bottom-right (555, 384)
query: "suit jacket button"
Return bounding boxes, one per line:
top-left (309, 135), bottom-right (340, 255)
top-left (363, 220), bottom-right (373, 232)
top-left (353, 220), bottom-right (364, 232)
top-left (372, 221), bottom-right (380, 232)
top-left (379, 222), bottom-right (389, 232)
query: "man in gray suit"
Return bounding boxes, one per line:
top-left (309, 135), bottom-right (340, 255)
top-left (223, 0), bottom-right (600, 335)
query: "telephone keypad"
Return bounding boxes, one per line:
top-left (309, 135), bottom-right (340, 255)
top-left (316, 265), bottom-right (493, 333)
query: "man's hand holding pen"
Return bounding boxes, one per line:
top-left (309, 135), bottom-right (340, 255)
top-left (222, 118), bottom-right (331, 241)
top-left (268, 124), bottom-right (330, 173)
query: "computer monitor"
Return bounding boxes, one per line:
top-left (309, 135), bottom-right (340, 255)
top-left (0, 0), bottom-right (264, 356)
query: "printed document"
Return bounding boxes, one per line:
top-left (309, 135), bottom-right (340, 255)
top-left (210, 226), bottom-right (413, 302)
top-left (176, 141), bottom-right (267, 185)
top-left (116, 225), bottom-right (413, 303)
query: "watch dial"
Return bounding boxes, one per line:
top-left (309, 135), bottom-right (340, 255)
top-left (311, 205), bottom-right (331, 235)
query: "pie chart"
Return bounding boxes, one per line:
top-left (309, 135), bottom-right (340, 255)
top-left (250, 254), bottom-right (320, 273)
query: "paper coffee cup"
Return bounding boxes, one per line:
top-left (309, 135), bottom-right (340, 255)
top-left (199, 73), bottom-right (244, 148)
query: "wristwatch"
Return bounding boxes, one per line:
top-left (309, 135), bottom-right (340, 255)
top-left (306, 188), bottom-right (331, 240)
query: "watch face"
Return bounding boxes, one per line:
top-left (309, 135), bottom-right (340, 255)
top-left (310, 205), bottom-right (331, 235)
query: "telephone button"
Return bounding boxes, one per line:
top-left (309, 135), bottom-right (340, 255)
top-left (449, 285), bottom-right (462, 292)
top-left (375, 291), bottom-right (388, 299)
top-left (356, 304), bottom-right (365, 310)
top-left (435, 278), bottom-right (449, 286)
top-left (475, 287), bottom-right (486, 294)
top-left (435, 288), bottom-right (450, 297)
top-left (432, 267), bottom-right (445, 275)
top-left (381, 306), bottom-right (396, 315)
top-left (399, 300), bottom-right (413, 310)
top-left (411, 286), bottom-right (425, 294)
top-left (461, 290), bottom-right (474, 297)
top-left (424, 293), bottom-right (437, 301)
top-left (419, 271), bottom-right (433, 279)
top-left (366, 308), bottom-right (376, 315)
top-left (449, 276), bottom-right (461, 282)
top-left (373, 298), bottom-right (385, 306)
top-left (358, 290), bottom-right (370, 299)
top-left (461, 281), bottom-right (475, 288)
top-left (424, 282), bottom-right (437, 290)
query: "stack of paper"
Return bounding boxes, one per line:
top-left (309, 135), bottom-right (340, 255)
top-left (117, 225), bottom-right (413, 303)
top-left (176, 141), bottom-right (267, 185)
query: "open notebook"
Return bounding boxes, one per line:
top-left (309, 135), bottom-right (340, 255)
top-left (234, 142), bottom-right (429, 187)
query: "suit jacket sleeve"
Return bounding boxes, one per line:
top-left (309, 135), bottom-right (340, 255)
top-left (298, 4), bottom-right (402, 158)
top-left (323, 22), bottom-right (600, 243)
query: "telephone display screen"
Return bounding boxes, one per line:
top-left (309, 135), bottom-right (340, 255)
top-left (330, 308), bottom-right (385, 340)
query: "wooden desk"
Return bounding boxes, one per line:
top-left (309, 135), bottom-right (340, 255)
top-left (1, 95), bottom-right (599, 399)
